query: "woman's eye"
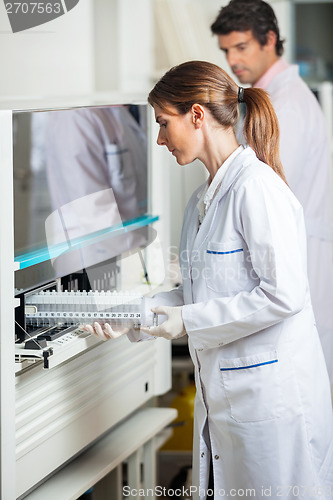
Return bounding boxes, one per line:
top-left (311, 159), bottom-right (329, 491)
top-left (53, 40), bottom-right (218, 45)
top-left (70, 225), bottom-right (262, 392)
top-left (160, 123), bottom-right (167, 128)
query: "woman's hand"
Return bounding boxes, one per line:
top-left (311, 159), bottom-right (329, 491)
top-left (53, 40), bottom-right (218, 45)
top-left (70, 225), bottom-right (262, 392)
top-left (140, 306), bottom-right (186, 340)
top-left (79, 322), bottom-right (129, 341)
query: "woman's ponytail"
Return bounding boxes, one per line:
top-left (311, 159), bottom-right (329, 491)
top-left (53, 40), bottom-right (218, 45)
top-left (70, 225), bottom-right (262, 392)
top-left (148, 60), bottom-right (288, 185)
top-left (242, 87), bottom-right (288, 184)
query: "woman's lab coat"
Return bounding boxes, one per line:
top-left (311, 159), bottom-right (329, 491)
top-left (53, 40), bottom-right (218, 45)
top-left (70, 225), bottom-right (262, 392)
top-left (153, 147), bottom-right (333, 499)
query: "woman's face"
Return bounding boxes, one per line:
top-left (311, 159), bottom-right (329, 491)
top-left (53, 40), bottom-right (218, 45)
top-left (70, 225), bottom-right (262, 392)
top-left (153, 104), bottom-right (200, 166)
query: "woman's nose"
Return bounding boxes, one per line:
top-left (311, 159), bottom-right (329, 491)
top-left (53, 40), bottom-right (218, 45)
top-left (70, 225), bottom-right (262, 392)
top-left (157, 129), bottom-right (166, 146)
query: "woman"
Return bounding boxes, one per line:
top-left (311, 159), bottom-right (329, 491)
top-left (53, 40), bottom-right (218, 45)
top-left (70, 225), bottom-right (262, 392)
top-left (85, 61), bottom-right (333, 499)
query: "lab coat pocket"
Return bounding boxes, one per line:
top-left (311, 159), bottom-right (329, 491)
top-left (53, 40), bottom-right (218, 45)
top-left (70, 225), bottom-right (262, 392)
top-left (105, 143), bottom-right (132, 186)
top-left (219, 350), bottom-right (283, 422)
top-left (204, 239), bottom-right (247, 294)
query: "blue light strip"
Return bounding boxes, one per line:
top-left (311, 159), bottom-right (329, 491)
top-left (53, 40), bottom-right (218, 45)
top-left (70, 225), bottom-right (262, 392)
top-left (15, 214), bottom-right (159, 270)
top-left (207, 248), bottom-right (243, 255)
top-left (220, 359), bottom-right (278, 371)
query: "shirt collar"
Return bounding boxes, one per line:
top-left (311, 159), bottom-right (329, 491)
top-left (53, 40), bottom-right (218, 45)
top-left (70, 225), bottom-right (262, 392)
top-left (197, 145), bottom-right (244, 223)
top-left (254, 58), bottom-right (290, 90)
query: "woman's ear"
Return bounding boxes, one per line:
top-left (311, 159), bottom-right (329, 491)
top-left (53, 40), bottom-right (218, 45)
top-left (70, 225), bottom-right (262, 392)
top-left (191, 104), bottom-right (205, 129)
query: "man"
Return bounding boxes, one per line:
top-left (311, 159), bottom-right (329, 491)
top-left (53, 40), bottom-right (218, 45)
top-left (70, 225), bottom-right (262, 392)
top-left (211, 0), bottom-right (333, 384)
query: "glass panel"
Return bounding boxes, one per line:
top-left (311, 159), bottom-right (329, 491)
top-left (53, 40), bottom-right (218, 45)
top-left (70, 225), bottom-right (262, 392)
top-left (13, 104), bottom-right (153, 293)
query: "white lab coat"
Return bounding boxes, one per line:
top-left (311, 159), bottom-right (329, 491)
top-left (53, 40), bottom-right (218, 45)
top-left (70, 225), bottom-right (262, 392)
top-left (263, 65), bottom-right (333, 383)
top-left (151, 147), bottom-right (333, 499)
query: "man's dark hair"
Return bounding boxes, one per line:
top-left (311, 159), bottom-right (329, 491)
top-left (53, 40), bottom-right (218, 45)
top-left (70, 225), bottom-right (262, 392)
top-left (211, 0), bottom-right (284, 56)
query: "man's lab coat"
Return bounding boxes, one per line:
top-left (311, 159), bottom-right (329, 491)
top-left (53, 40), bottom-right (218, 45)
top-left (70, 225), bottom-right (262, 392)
top-left (263, 64), bottom-right (333, 382)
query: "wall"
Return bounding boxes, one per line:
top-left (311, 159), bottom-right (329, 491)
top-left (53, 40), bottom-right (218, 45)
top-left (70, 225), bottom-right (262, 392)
top-left (0, 0), bottom-right (292, 101)
top-left (93, 0), bottom-right (154, 94)
top-left (0, 0), bottom-right (94, 98)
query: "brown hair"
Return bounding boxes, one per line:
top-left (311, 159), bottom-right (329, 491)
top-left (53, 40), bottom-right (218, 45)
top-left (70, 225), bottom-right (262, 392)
top-left (211, 0), bottom-right (284, 57)
top-left (148, 60), bottom-right (287, 184)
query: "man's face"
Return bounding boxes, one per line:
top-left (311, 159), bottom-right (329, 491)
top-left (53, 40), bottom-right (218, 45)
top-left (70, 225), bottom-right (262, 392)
top-left (218, 30), bottom-right (273, 85)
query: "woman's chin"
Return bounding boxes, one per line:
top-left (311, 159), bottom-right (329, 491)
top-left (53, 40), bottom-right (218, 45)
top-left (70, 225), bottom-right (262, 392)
top-left (175, 156), bottom-right (189, 166)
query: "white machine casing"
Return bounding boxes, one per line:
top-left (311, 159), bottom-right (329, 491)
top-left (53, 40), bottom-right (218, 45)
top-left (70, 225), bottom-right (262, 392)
top-left (0, 98), bottom-right (172, 499)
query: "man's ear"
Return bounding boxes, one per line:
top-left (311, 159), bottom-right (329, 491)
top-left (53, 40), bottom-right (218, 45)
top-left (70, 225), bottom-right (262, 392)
top-left (191, 104), bottom-right (205, 128)
top-left (264, 30), bottom-right (277, 52)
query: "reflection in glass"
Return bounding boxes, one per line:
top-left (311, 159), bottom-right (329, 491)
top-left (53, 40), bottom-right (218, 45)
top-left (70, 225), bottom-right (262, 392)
top-left (13, 105), bottom-right (152, 293)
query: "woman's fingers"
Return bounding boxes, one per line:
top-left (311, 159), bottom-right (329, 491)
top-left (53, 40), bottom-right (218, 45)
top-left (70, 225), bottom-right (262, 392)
top-left (79, 322), bottom-right (129, 341)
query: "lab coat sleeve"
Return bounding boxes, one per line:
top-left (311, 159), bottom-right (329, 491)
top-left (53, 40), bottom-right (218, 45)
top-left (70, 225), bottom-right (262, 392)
top-left (127, 286), bottom-right (185, 342)
top-left (182, 175), bottom-right (308, 350)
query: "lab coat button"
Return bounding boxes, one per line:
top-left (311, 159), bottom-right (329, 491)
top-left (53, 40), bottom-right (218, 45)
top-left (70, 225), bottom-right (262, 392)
top-left (214, 455), bottom-right (220, 460)
top-left (201, 452), bottom-right (205, 458)
top-left (198, 348), bottom-right (203, 351)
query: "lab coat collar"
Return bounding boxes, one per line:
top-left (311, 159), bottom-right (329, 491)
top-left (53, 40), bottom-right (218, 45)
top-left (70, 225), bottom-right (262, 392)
top-left (210, 146), bottom-right (256, 202)
top-left (195, 146), bottom-right (255, 203)
top-left (190, 147), bottom-right (256, 255)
